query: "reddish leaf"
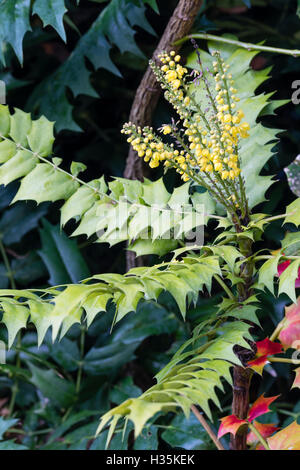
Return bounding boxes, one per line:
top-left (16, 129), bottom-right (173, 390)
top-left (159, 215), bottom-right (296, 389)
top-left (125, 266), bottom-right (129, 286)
top-left (247, 338), bottom-right (282, 374)
top-left (247, 355), bottom-right (269, 375)
top-left (247, 421), bottom-right (279, 445)
top-left (292, 367), bottom-right (300, 390)
top-left (218, 415), bottom-right (247, 438)
top-left (278, 299), bottom-right (300, 350)
top-left (278, 260), bottom-right (300, 287)
top-left (267, 421), bottom-right (300, 450)
top-left (248, 394), bottom-right (279, 422)
top-left (256, 338), bottom-right (283, 356)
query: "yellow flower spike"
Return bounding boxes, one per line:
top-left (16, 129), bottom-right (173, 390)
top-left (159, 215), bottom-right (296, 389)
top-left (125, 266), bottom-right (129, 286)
top-left (223, 114), bottom-right (232, 123)
top-left (172, 79), bottom-right (181, 90)
top-left (162, 125), bottom-right (172, 135)
top-left (166, 70), bottom-right (177, 82)
top-left (149, 160), bottom-right (159, 168)
top-left (122, 51), bottom-right (251, 188)
top-left (221, 170), bottom-right (229, 180)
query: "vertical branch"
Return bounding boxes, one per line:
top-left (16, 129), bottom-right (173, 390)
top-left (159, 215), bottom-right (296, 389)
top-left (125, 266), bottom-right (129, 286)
top-left (230, 235), bottom-right (255, 450)
top-left (124, 0), bottom-right (203, 269)
top-left (231, 366), bottom-right (252, 450)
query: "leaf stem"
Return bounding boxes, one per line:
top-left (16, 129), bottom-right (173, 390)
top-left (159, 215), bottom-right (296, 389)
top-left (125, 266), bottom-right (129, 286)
top-left (8, 333), bottom-right (21, 417)
top-left (76, 324), bottom-right (86, 394)
top-left (174, 33), bottom-right (300, 57)
top-left (269, 357), bottom-right (300, 365)
top-left (248, 421), bottom-right (270, 450)
top-left (0, 238), bottom-right (16, 289)
top-left (191, 405), bottom-right (225, 450)
top-left (269, 322), bottom-right (284, 342)
top-left (214, 274), bottom-right (236, 301)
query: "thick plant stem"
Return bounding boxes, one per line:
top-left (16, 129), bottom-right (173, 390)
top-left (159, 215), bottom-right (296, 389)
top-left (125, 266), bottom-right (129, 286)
top-left (231, 233), bottom-right (255, 450)
top-left (230, 367), bottom-right (253, 450)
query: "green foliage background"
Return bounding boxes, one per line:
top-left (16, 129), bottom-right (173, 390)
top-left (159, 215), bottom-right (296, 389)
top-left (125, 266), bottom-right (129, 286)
top-left (0, 0), bottom-right (299, 450)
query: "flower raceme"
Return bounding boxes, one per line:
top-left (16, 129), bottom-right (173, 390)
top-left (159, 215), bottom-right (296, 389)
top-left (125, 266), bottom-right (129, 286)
top-left (121, 49), bottom-right (251, 215)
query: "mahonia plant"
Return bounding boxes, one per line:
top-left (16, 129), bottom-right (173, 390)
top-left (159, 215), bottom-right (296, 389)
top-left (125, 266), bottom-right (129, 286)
top-left (0, 40), bottom-right (300, 450)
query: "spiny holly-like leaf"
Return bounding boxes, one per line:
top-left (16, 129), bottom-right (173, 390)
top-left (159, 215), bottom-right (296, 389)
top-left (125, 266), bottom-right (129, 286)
top-left (0, 106), bottom-right (211, 253)
top-left (267, 421), bottom-right (300, 450)
top-left (0, 254), bottom-right (223, 344)
top-left (280, 231), bottom-right (300, 257)
top-left (32, 0), bottom-right (68, 42)
top-left (278, 259), bottom-right (300, 303)
top-left (292, 367), bottom-right (300, 390)
top-left (247, 338), bottom-right (282, 375)
top-left (27, 0), bottom-right (157, 131)
top-left (278, 299), bottom-right (300, 351)
top-left (284, 198), bottom-right (300, 227)
top-left (278, 260), bottom-right (300, 288)
top-left (0, 0), bottom-right (31, 65)
top-left (247, 394), bottom-right (279, 423)
top-left (247, 421), bottom-right (279, 446)
top-left (97, 319), bottom-right (254, 441)
top-left (257, 254), bottom-right (281, 295)
top-left (0, 0), bottom-right (75, 65)
top-left (1, 301), bottom-right (29, 348)
top-left (218, 415), bottom-right (247, 438)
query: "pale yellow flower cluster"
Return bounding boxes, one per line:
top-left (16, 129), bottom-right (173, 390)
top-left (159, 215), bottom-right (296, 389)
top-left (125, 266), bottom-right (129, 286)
top-left (122, 50), bottom-right (251, 188)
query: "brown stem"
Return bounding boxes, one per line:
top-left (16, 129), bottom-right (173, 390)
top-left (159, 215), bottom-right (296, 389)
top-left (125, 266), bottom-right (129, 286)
top-left (230, 235), bottom-right (255, 450)
top-left (124, 0), bottom-right (203, 269)
top-left (230, 367), bottom-right (253, 450)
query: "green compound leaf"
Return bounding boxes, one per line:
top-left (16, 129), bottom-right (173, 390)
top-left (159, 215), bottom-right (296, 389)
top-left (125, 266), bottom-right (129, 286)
top-left (96, 318), bottom-right (253, 443)
top-left (27, 0), bottom-right (157, 131)
top-left (32, 0), bottom-right (68, 42)
top-left (0, 105), bottom-right (213, 254)
top-left (0, 0), bottom-right (73, 65)
top-left (0, 254), bottom-right (222, 344)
